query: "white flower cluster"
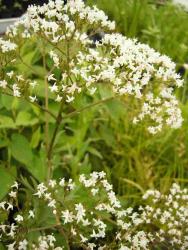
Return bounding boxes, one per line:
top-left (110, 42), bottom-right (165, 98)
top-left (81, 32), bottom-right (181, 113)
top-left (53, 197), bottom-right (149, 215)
top-left (1, 174), bottom-right (188, 249)
top-left (0, 38), bottom-right (17, 53)
top-left (32, 235), bottom-right (62, 250)
top-left (0, 0), bottom-right (183, 133)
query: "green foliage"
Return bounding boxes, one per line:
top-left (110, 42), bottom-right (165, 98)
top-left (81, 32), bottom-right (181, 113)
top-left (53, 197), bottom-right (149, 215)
top-left (88, 0), bottom-right (188, 63)
top-left (0, 166), bottom-right (16, 200)
top-left (0, 0), bottom-right (188, 248)
top-left (86, 0), bottom-right (188, 193)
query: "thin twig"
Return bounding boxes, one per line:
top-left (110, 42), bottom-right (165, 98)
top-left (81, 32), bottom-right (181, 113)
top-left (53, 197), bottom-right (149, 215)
top-left (47, 102), bottom-right (64, 167)
top-left (47, 38), bottom-right (71, 179)
top-left (42, 41), bottom-right (51, 181)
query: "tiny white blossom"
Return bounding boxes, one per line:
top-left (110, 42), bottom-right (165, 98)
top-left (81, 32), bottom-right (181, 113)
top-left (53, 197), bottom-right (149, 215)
top-left (28, 210), bottom-right (35, 219)
top-left (15, 215), bottom-right (23, 223)
top-left (0, 80), bottom-right (7, 89)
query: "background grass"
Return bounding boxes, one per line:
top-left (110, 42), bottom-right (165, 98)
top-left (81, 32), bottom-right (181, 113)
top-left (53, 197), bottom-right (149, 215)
top-left (84, 0), bottom-right (188, 198)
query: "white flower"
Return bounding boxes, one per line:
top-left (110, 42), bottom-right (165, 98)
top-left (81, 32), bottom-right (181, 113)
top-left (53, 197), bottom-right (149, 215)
top-left (9, 191), bottom-right (17, 198)
top-left (55, 94), bottom-right (63, 102)
top-left (15, 215), bottom-right (23, 223)
top-left (91, 188), bottom-right (99, 196)
top-left (49, 180), bottom-right (57, 188)
top-left (18, 239), bottom-right (28, 250)
top-left (89, 87), bottom-right (97, 95)
top-left (49, 83), bottom-right (58, 93)
top-left (29, 95), bottom-right (37, 102)
top-left (0, 201), bottom-right (6, 210)
top-left (29, 81), bottom-right (37, 88)
top-left (0, 38), bottom-right (17, 53)
top-left (11, 181), bottom-right (19, 189)
top-left (49, 50), bottom-right (60, 67)
top-left (34, 183), bottom-right (47, 197)
top-left (59, 178), bottom-right (65, 187)
top-left (62, 210), bottom-right (74, 224)
top-left (66, 95), bottom-right (74, 103)
top-left (28, 210), bottom-right (35, 219)
top-left (0, 80), bottom-right (7, 89)
top-left (7, 203), bottom-right (13, 210)
top-left (6, 71), bottom-right (14, 78)
top-left (13, 84), bottom-right (21, 97)
top-left (48, 199), bottom-right (56, 208)
top-left (48, 74), bottom-right (56, 82)
top-left (16, 75), bottom-right (24, 81)
top-left (80, 234), bottom-right (88, 243)
top-left (75, 203), bottom-right (86, 222)
top-left (67, 179), bottom-right (75, 190)
top-left (7, 242), bottom-right (16, 250)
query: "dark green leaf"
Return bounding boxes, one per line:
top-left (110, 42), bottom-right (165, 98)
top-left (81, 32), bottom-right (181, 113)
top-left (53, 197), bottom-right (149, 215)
top-left (0, 166), bottom-right (16, 200)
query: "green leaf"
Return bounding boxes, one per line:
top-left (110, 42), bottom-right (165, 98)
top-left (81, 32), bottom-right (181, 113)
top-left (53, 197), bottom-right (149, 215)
top-left (34, 201), bottom-right (56, 227)
top-left (0, 95), bottom-right (13, 110)
top-left (79, 155), bottom-right (92, 175)
top-left (54, 232), bottom-right (69, 250)
top-left (16, 111), bottom-right (38, 127)
top-left (0, 166), bottom-right (16, 200)
top-left (22, 50), bottom-right (35, 64)
top-left (99, 84), bottom-right (113, 99)
top-left (87, 147), bottom-right (103, 159)
top-left (36, 79), bottom-right (53, 99)
top-left (0, 243), bottom-right (5, 249)
top-left (0, 138), bottom-right (8, 148)
top-left (10, 134), bottom-right (33, 166)
top-left (32, 154), bottom-right (46, 182)
top-left (30, 127), bottom-right (41, 148)
top-left (10, 134), bottom-right (46, 181)
top-left (0, 115), bottom-right (16, 129)
top-left (105, 99), bottom-right (126, 120)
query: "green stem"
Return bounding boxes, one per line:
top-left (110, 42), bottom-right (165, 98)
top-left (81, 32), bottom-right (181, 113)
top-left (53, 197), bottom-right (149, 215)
top-left (46, 38), bottom-right (71, 180)
top-left (63, 96), bottom-right (116, 120)
top-left (47, 102), bottom-right (64, 169)
top-left (42, 42), bottom-right (51, 181)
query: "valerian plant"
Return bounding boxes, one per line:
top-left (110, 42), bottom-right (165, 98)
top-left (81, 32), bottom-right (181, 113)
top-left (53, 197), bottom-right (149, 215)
top-left (0, 0), bottom-right (184, 177)
top-left (0, 0), bottom-right (186, 249)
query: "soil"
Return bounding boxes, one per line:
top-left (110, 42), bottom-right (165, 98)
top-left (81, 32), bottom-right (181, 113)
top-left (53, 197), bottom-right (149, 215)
top-left (0, 0), bottom-right (48, 18)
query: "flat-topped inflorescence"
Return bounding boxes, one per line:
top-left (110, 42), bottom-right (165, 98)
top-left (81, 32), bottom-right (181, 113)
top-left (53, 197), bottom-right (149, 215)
top-left (0, 0), bottom-right (183, 134)
top-left (1, 173), bottom-right (188, 249)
